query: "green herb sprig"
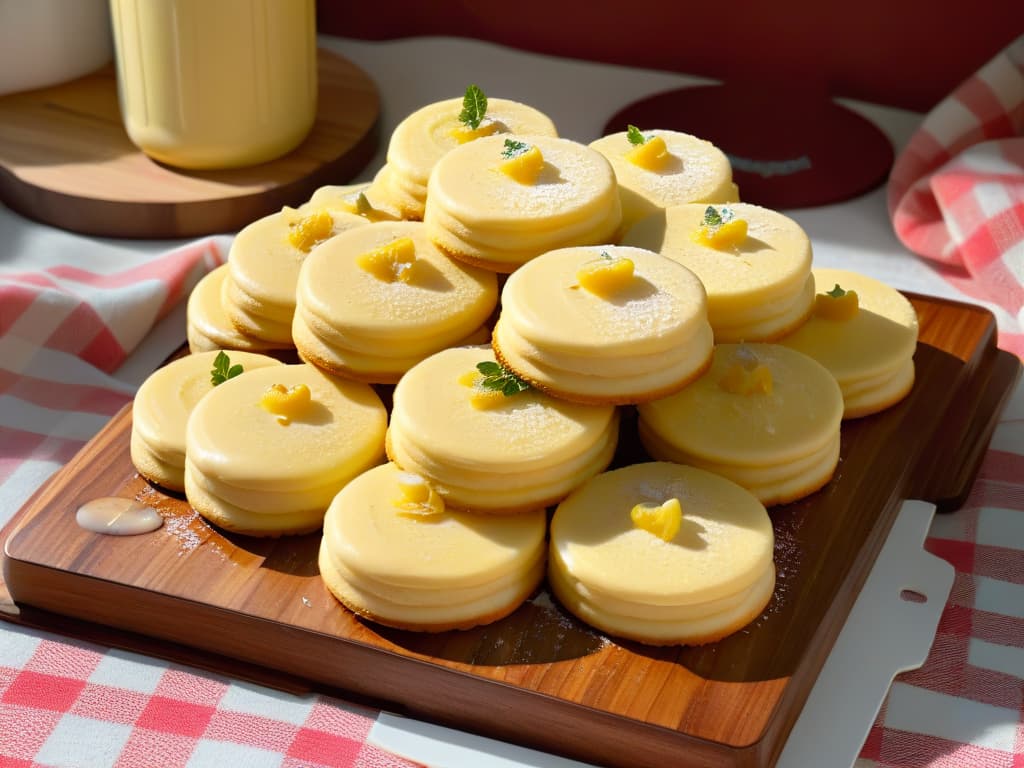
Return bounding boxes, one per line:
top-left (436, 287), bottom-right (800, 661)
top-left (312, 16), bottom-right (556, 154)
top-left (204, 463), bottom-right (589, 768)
top-left (459, 84), bottom-right (488, 130)
top-left (210, 351), bottom-right (243, 386)
top-left (501, 139), bottom-right (530, 159)
top-left (702, 205), bottom-right (735, 231)
top-left (355, 192), bottom-right (373, 215)
top-left (475, 361), bottom-right (531, 397)
top-left (626, 125), bottom-right (649, 146)
top-left (826, 284), bottom-right (848, 298)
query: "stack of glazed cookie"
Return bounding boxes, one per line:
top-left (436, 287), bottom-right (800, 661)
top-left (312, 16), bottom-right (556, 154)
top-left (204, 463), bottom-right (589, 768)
top-left (131, 84), bottom-right (919, 646)
top-left (624, 202), bottom-right (816, 343)
top-left (590, 126), bottom-right (738, 236)
top-left (292, 221), bottom-right (497, 383)
top-left (186, 185), bottom-right (371, 355)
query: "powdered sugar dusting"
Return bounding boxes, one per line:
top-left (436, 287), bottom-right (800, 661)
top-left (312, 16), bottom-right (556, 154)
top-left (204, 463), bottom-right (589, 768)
top-left (494, 400), bottom-right (582, 454)
top-left (586, 285), bottom-right (683, 339)
top-left (162, 509), bottom-right (204, 556)
top-left (529, 589), bottom-right (610, 647)
top-left (593, 131), bottom-right (731, 203)
top-left (634, 144), bottom-right (719, 201)
top-left (439, 135), bottom-right (616, 222)
top-left (486, 144), bottom-right (598, 216)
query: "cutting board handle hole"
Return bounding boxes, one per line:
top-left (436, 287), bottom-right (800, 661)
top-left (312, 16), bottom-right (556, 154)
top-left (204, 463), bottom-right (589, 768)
top-left (899, 588), bottom-right (928, 603)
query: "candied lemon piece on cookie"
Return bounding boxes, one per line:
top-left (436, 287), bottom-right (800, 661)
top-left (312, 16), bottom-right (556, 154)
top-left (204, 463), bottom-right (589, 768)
top-left (288, 210), bottom-right (334, 253)
top-left (719, 362), bottom-right (773, 395)
top-left (576, 253), bottom-right (635, 297)
top-left (356, 237), bottom-right (418, 283)
top-left (260, 383), bottom-right (311, 425)
top-left (815, 284), bottom-right (860, 321)
top-left (457, 370), bottom-right (508, 410)
top-left (499, 143), bottom-right (544, 185)
top-left (630, 498), bottom-right (683, 542)
top-left (625, 134), bottom-right (670, 171)
top-left (448, 118), bottom-right (500, 144)
top-left (394, 472), bottom-right (445, 516)
top-left (699, 218), bottom-right (748, 249)
top-left (458, 361), bottom-right (531, 409)
top-left (694, 206), bottom-right (748, 250)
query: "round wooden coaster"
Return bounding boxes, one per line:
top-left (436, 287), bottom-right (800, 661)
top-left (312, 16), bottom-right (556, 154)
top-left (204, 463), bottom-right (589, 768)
top-left (604, 84), bottom-right (894, 210)
top-left (0, 48), bottom-right (379, 239)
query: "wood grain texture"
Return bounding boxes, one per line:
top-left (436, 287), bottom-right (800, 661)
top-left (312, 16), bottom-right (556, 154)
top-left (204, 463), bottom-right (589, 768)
top-left (0, 49), bottom-right (379, 238)
top-left (2, 295), bottom-right (1020, 768)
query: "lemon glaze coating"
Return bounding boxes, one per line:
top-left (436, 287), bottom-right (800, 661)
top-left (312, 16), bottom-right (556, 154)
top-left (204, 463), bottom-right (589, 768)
top-left (293, 221), bottom-right (498, 383)
top-left (424, 134), bottom-right (621, 272)
top-left (186, 265), bottom-right (289, 354)
top-left (386, 345), bottom-right (618, 513)
top-left (384, 96), bottom-right (558, 220)
top-left (319, 462), bottom-right (547, 631)
top-left (590, 129), bottom-right (737, 235)
top-left (638, 344), bottom-right (843, 505)
top-left (223, 191), bottom-right (370, 343)
top-left (778, 268), bottom-right (918, 418)
top-left (184, 363), bottom-right (386, 535)
top-left (131, 350), bottom-right (282, 491)
top-left (623, 202), bottom-right (814, 342)
top-left (549, 462), bottom-right (775, 645)
top-left (492, 245), bottom-right (713, 403)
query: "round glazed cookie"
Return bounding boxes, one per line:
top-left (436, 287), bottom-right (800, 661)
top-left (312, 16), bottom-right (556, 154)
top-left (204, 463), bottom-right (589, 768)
top-left (319, 462), bottom-right (547, 631)
top-left (492, 245), bottom-right (713, 404)
top-left (293, 221), bottom-right (498, 383)
top-left (623, 202), bottom-right (815, 342)
top-left (590, 129), bottom-right (738, 235)
top-left (184, 363), bottom-right (387, 536)
top-left (424, 134), bottom-right (622, 273)
top-left (223, 195), bottom-right (370, 344)
top-left (386, 345), bottom-right (619, 513)
top-left (549, 462), bottom-right (775, 646)
top-left (187, 265), bottom-right (289, 354)
top-left (384, 95), bottom-right (558, 220)
top-left (637, 344), bottom-right (843, 506)
top-left (131, 350), bottom-right (282, 491)
top-left (778, 268), bottom-right (919, 418)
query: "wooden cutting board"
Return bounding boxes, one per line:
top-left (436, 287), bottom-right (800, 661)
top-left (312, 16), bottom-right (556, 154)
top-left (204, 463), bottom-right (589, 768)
top-left (0, 49), bottom-right (378, 239)
top-left (2, 295), bottom-right (1020, 768)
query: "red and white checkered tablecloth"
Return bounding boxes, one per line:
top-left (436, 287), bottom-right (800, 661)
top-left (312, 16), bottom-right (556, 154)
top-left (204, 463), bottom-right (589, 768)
top-left (857, 35), bottom-right (1024, 767)
top-left (2, 34), bottom-right (1023, 768)
top-left (0, 632), bottom-right (414, 768)
top-left (888, 34), bottom-right (1024, 359)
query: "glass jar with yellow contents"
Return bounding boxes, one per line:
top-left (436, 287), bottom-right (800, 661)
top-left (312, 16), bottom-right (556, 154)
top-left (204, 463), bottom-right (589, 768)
top-left (109, 0), bottom-right (317, 169)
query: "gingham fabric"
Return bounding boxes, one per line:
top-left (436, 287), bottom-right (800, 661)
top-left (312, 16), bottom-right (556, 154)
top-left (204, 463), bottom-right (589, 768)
top-left (856, 438), bottom-right (1024, 767)
top-left (864, 35), bottom-right (1024, 766)
top-left (0, 628), bottom-right (417, 768)
top-left (888, 34), bottom-right (1024, 358)
top-left (0, 238), bottom-right (223, 518)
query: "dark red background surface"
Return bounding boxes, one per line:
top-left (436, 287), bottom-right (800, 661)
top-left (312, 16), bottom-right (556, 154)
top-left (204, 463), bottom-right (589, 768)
top-left (318, 1), bottom-right (1020, 112)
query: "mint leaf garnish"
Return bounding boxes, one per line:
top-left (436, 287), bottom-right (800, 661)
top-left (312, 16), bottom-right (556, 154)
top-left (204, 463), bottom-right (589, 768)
top-left (475, 361), bottom-right (531, 397)
top-left (459, 84), bottom-right (488, 130)
top-left (501, 139), bottom-right (530, 159)
top-left (626, 125), bottom-right (648, 146)
top-left (702, 205), bottom-right (735, 232)
top-left (211, 351), bottom-right (243, 386)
